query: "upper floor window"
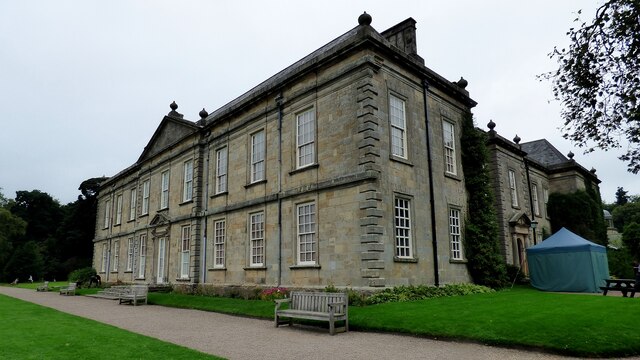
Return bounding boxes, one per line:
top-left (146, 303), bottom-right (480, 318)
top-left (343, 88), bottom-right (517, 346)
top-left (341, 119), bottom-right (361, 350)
top-left (389, 95), bottom-right (407, 159)
top-left (508, 170), bottom-right (518, 208)
top-left (249, 212), bottom-right (265, 266)
top-left (103, 200), bottom-right (111, 229)
top-left (129, 188), bottom-right (137, 221)
top-left (160, 171), bottom-right (170, 209)
top-left (141, 180), bottom-right (150, 215)
top-left (183, 160), bottom-right (193, 202)
top-left (532, 184), bottom-right (540, 216)
top-left (394, 197), bottom-right (412, 258)
top-left (213, 219), bottom-right (226, 268)
top-left (296, 109), bottom-right (316, 168)
top-left (250, 130), bottom-right (265, 183)
top-left (297, 202), bottom-right (317, 265)
top-left (216, 147), bottom-right (228, 194)
top-left (115, 194), bottom-right (123, 225)
top-left (443, 120), bottom-right (457, 175)
top-left (449, 208), bottom-right (463, 260)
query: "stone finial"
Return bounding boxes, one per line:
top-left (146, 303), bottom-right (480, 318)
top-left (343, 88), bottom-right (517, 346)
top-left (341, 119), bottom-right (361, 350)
top-left (456, 77), bottom-right (468, 89)
top-left (567, 151), bottom-right (574, 160)
top-left (199, 108), bottom-right (209, 119)
top-left (358, 12), bottom-right (372, 26)
top-left (487, 119), bottom-right (496, 131)
top-left (168, 101), bottom-right (184, 119)
top-left (590, 167), bottom-right (597, 174)
top-left (513, 134), bottom-right (521, 144)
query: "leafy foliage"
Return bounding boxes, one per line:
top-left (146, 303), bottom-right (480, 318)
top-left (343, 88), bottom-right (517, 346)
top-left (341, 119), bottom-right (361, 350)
top-left (365, 284), bottom-right (494, 305)
top-left (608, 247), bottom-right (635, 278)
top-left (612, 199), bottom-right (640, 232)
top-left (460, 112), bottom-right (509, 288)
top-left (547, 190), bottom-right (607, 245)
top-left (622, 222), bottom-right (640, 260)
top-left (616, 186), bottom-right (630, 205)
top-left (68, 267), bottom-right (97, 285)
top-left (543, 0), bottom-right (640, 173)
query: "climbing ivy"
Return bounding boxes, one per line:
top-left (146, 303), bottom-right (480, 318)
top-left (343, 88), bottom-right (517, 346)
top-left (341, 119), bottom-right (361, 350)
top-left (460, 112), bottom-right (508, 288)
top-left (547, 189), bottom-right (607, 245)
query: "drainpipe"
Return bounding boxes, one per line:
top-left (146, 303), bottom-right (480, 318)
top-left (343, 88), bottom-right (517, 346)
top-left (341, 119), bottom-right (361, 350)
top-left (524, 159), bottom-right (537, 245)
top-left (201, 139), bottom-right (211, 284)
top-left (422, 79), bottom-right (440, 287)
top-left (275, 93), bottom-right (284, 286)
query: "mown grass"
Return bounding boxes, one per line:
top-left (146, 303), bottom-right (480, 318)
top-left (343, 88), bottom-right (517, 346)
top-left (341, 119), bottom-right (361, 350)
top-left (0, 294), bottom-right (222, 360)
top-left (6, 283), bottom-right (640, 357)
top-left (148, 286), bottom-right (640, 358)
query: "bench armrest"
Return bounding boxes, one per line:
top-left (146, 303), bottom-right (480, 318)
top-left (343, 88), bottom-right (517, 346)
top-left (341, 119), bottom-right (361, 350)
top-left (274, 298), bottom-right (290, 311)
top-left (328, 301), bottom-right (345, 307)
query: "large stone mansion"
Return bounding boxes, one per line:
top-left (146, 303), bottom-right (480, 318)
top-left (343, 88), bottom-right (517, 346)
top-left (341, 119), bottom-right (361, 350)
top-left (92, 13), bottom-right (599, 289)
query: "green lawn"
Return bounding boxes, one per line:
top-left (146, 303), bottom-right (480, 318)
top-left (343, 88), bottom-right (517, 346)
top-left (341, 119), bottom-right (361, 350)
top-left (0, 294), bottom-right (222, 360)
top-left (148, 286), bottom-right (640, 358)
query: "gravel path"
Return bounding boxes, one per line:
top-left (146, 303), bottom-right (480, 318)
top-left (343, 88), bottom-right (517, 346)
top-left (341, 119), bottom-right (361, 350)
top-left (0, 287), bottom-right (583, 360)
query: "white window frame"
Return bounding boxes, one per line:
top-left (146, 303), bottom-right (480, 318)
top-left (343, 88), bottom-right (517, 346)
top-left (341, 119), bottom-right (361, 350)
top-left (296, 109), bottom-right (316, 169)
top-left (129, 188), bottom-right (137, 221)
top-left (532, 184), bottom-right (540, 216)
top-left (141, 180), bottom-right (150, 215)
top-left (443, 120), bottom-right (457, 175)
top-left (126, 237), bottom-right (134, 271)
top-left (115, 194), bottom-right (123, 225)
top-left (103, 200), bottom-right (111, 229)
top-left (250, 130), bottom-right (265, 183)
top-left (394, 197), bottom-right (413, 258)
top-left (297, 202), bottom-right (317, 265)
top-left (543, 188), bottom-right (550, 218)
top-left (213, 219), bottom-right (226, 268)
top-left (389, 95), bottom-right (407, 159)
top-left (183, 160), bottom-right (193, 202)
top-left (180, 225), bottom-right (190, 279)
top-left (160, 170), bottom-right (170, 209)
top-left (249, 212), bottom-right (265, 267)
top-left (157, 237), bottom-right (166, 283)
top-left (112, 240), bottom-right (119, 272)
top-left (138, 234), bottom-right (146, 278)
top-left (449, 208), bottom-right (463, 260)
top-left (509, 170), bottom-right (518, 207)
top-left (215, 147), bottom-right (228, 194)
top-left (101, 243), bottom-right (107, 273)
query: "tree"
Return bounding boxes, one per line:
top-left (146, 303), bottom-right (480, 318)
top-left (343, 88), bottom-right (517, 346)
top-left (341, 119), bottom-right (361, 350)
top-left (0, 207), bottom-right (27, 281)
top-left (612, 199), bottom-right (640, 232)
top-left (461, 112), bottom-right (508, 288)
top-left (544, 0), bottom-right (640, 173)
top-left (616, 186), bottom-right (629, 205)
top-left (547, 190), bottom-right (608, 245)
top-left (622, 222), bottom-right (640, 260)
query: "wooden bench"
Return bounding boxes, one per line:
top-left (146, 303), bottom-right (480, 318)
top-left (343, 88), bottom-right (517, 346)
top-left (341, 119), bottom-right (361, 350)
top-left (96, 285), bottom-right (131, 299)
top-left (600, 278), bottom-right (636, 297)
top-left (274, 291), bottom-right (348, 335)
top-left (59, 282), bottom-right (76, 296)
top-left (36, 281), bottom-right (49, 292)
top-left (118, 284), bottom-right (148, 306)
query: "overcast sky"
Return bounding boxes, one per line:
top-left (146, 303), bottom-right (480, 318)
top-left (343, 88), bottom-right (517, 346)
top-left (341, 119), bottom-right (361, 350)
top-left (1, 1), bottom-right (636, 204)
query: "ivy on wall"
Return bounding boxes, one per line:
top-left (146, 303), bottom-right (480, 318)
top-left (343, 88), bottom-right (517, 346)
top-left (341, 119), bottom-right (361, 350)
top-left (547, 188), bottom-right (607, 245)
top-left (460, 112), bottom-right (508, 288)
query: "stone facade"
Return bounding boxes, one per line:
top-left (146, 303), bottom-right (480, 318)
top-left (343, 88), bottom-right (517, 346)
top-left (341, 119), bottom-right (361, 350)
top-left (93, 14), bottom-right (475, 290)
top-left (485, 122), bottom-right (601, 272)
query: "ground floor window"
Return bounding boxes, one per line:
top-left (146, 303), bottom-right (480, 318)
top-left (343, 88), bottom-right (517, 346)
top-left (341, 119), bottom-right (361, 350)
top-left (138, 234), bottom-right (146, 278)
top-left (394, 197), bottom-right (413, 258)
top-left (181, 225), bottom-right (191, 278)
top-left (449, 208), bottom-right (463, 260)
top-left (297, 202), bottom-right (316, 265)
top-left (249, 212), bottom-right (265, 266)
top-left (214, 220), bottom-right (226, 268)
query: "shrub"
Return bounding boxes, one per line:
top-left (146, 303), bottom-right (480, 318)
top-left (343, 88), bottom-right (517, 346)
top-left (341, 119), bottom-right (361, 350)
top-left (365, 284), bottom-right (494, 305)
top-left (258, 287), bottom-right (289, 301)
top-left (68, 267), bottom-right (96, 285)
